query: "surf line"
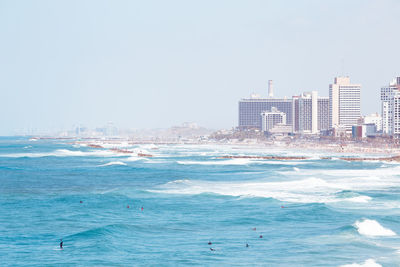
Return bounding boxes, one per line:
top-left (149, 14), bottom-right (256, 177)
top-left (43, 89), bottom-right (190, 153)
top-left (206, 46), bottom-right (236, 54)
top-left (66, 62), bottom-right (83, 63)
top-left (217, 154), bottom-right (400, 162)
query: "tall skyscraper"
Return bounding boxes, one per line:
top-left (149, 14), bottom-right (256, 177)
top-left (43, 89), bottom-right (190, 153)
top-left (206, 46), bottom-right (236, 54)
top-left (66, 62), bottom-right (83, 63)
top-left (381, 77), bottom-right (400, 135)
top-left (239, 82), bottom-right (292, 130)
top-left (239, 97), bottom-right (292, 130)
top-left (292, 91), bottom-right (329, 134)
top-left (329, 77), bottom-right (361, 131)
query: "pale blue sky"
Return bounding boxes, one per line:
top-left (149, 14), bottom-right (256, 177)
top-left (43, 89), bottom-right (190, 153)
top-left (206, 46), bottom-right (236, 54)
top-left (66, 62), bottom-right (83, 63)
top-left (1, 0), bottom-right (399, 135)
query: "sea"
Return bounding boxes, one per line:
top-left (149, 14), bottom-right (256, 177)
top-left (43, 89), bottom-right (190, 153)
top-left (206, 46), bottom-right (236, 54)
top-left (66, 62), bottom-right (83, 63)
top-left (0, 137), bottom-right (399, 266)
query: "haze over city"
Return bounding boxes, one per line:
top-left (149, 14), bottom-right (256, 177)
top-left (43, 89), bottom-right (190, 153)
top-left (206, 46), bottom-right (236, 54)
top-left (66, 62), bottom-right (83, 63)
top-left (1, 0), bottom-right (400, 135)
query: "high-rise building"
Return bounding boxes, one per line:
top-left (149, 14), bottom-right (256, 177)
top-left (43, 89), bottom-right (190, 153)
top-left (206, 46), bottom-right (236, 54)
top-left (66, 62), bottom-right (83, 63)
top-left (261, 107), bottom-right (287, 132)
top-left (292, 91), bottom-right (329, 134)
top-left (318, 97), bottom-right (330, 131)
top-left (239, 97), bottom-right (292, 130)
top-left (329, 77), bottom-right (361, 131)
top-left (381, 77), bottom-right (400, 135)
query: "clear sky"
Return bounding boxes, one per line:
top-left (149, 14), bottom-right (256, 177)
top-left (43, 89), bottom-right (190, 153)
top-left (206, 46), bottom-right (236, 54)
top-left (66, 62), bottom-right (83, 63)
top-left (1, 0), bottom-right (399, 135)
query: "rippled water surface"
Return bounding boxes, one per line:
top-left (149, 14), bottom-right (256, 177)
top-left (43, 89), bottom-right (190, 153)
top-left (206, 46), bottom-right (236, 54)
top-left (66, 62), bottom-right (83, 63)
top-left (0, 137), bottom-right (399, 266)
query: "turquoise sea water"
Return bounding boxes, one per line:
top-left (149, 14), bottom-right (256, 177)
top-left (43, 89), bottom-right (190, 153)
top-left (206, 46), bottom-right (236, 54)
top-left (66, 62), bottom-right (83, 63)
top-left (0, 137), bottom-right (399, 266)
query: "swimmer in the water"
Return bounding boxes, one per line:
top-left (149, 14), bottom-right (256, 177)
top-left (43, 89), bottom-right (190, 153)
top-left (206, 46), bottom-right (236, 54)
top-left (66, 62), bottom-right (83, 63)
top-left (210, 248), bottom-right (215, 251)
top-left (60, 239), bottom-right (63, 249)
top-left (259, 235), bottom-right (263, 238)
top-left (246, 243), bottom-right (249, 247)
top-left (208, 241), bottom-right (212, 245)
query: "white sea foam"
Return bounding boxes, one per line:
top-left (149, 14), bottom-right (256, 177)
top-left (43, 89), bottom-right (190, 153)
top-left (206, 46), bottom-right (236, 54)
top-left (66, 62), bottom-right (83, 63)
top-left (0, 149), bottom-right (127, 158)
top-left (98, 161), bottom-right (127, 167)
top-left (125, 156), bottom-right (143, 162)
top-left (344, 196), bottom-right (372, 203)
top-left (152, 177), bottom-right (375, 204)
top-left (340, 259), bottom-right (382, 267)
top-left (354, 219), bottom-right (396, 237)
top-left (177, 159), bottom-right (308, 166)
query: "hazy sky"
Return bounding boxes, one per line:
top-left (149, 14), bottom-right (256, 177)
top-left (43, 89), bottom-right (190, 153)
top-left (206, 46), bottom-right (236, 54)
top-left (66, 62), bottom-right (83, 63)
top-left (1, 0), bottom-right (399, 135)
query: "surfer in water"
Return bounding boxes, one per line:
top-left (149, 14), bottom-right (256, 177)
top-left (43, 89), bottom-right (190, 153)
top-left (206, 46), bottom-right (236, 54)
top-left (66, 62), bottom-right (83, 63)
top-left (210, 248), bottom-right (215, 251)
top-left (208, 241), bottom-right (212, 245)
top-left (246, 243), bottom-right (249, 247)
top-left (60, 239), bottom-right (63, 249)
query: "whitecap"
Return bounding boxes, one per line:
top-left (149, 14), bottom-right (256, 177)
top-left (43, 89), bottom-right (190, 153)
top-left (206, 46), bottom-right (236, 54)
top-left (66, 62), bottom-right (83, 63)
top-left (354, 219), bottom-right (396, 237)
top-left (177, 159), bottom-right (308, 166)
top-left (0, 149), bottom-right (127, 158)
top-left (339, 259), bottom-right (382, 267)
top-left (343, 196), bottom-right (372, 203)
top-left (98, 161), bottom-right (127, 167)
top-left (151, 177), bottom-right (342, 203)
top-left (177, 159), bottom-right (252, 165)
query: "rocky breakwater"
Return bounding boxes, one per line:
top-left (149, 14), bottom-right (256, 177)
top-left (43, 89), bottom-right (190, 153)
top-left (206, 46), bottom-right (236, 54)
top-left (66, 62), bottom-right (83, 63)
top-left (218, 154), bottom-right (400, 162)
top-left (340, 155), bottom-right (400, 162)
top-left (217, 155), bottom-right (309, 160)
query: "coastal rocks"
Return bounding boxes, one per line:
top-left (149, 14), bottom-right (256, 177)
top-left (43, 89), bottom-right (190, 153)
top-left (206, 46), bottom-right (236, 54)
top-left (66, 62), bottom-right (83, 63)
top-left (217, 155), bottom-right (308, 160)
top-left (340, 155), bottom-right (400, 162)
top-left (218, 155), bottom-right (400, 162)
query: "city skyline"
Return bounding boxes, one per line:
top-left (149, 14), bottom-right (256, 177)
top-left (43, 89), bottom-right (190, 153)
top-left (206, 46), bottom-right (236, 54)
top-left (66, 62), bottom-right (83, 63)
top-left (1, 1), bottom-right (400, 135)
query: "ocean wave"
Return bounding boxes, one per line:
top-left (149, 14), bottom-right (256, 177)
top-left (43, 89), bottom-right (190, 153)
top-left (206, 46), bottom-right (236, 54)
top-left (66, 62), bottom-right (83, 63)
top-left (354, 219), bottom-right (396, 237)
top-left (343, 196), bottom-right (372, 203)
top-left (125, 156), bottom-right (149, 162)
top-left (177, 159), bottom-right (309, 166)
top-left (0, 149), bottom-right (127, 158)
top-left (339, 259), bottom-right (382, 267)
top-left (151, 178), bottom-right (374, 204)
top-left (98, 161), bottom-right (127, 167)
top-left (177, 159), bottom-right (253, 165)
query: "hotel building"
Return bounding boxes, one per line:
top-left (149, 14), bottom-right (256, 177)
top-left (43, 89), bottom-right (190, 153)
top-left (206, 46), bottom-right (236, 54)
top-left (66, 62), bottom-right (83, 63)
top-left (238, 97), bottom-right (293, 130)
top-left (381, 77), bottom-right (400, 135)
top-left (292, 91), bottom-right (329, 134)
top-left (329, 77), bottom-right (361, 132)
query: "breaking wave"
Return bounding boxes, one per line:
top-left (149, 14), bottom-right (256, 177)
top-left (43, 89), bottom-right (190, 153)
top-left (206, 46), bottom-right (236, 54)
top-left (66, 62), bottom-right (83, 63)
top-left (0, 149), bottom-right (127, 158)
top-left (177, 159), bottom-right (309, 166)
top-left (98, 161), bottom-right (127, 167)
top-left (151, 177), bottom-right (375, 204)
top-left (354, 219), bottom-right (396, 237)
top-left (339, 259), bottom-right (382, 267)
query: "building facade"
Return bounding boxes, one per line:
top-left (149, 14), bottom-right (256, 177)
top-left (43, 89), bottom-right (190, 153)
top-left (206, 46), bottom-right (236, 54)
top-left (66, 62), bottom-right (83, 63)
top-left (261, 107), bottom-right (287, 132)
top-left (362, 113), bottom-right (382, 132)
top-left (238, 98), bottom-right (293, 130)
top-left (292, 92), bottom-right (329, 134)
top-left (318, 97), bottom-right (330, 131)
top-left (329, 77), bottom-right (361, 131)
top-left (381, 77), bottom-right (400, 135)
